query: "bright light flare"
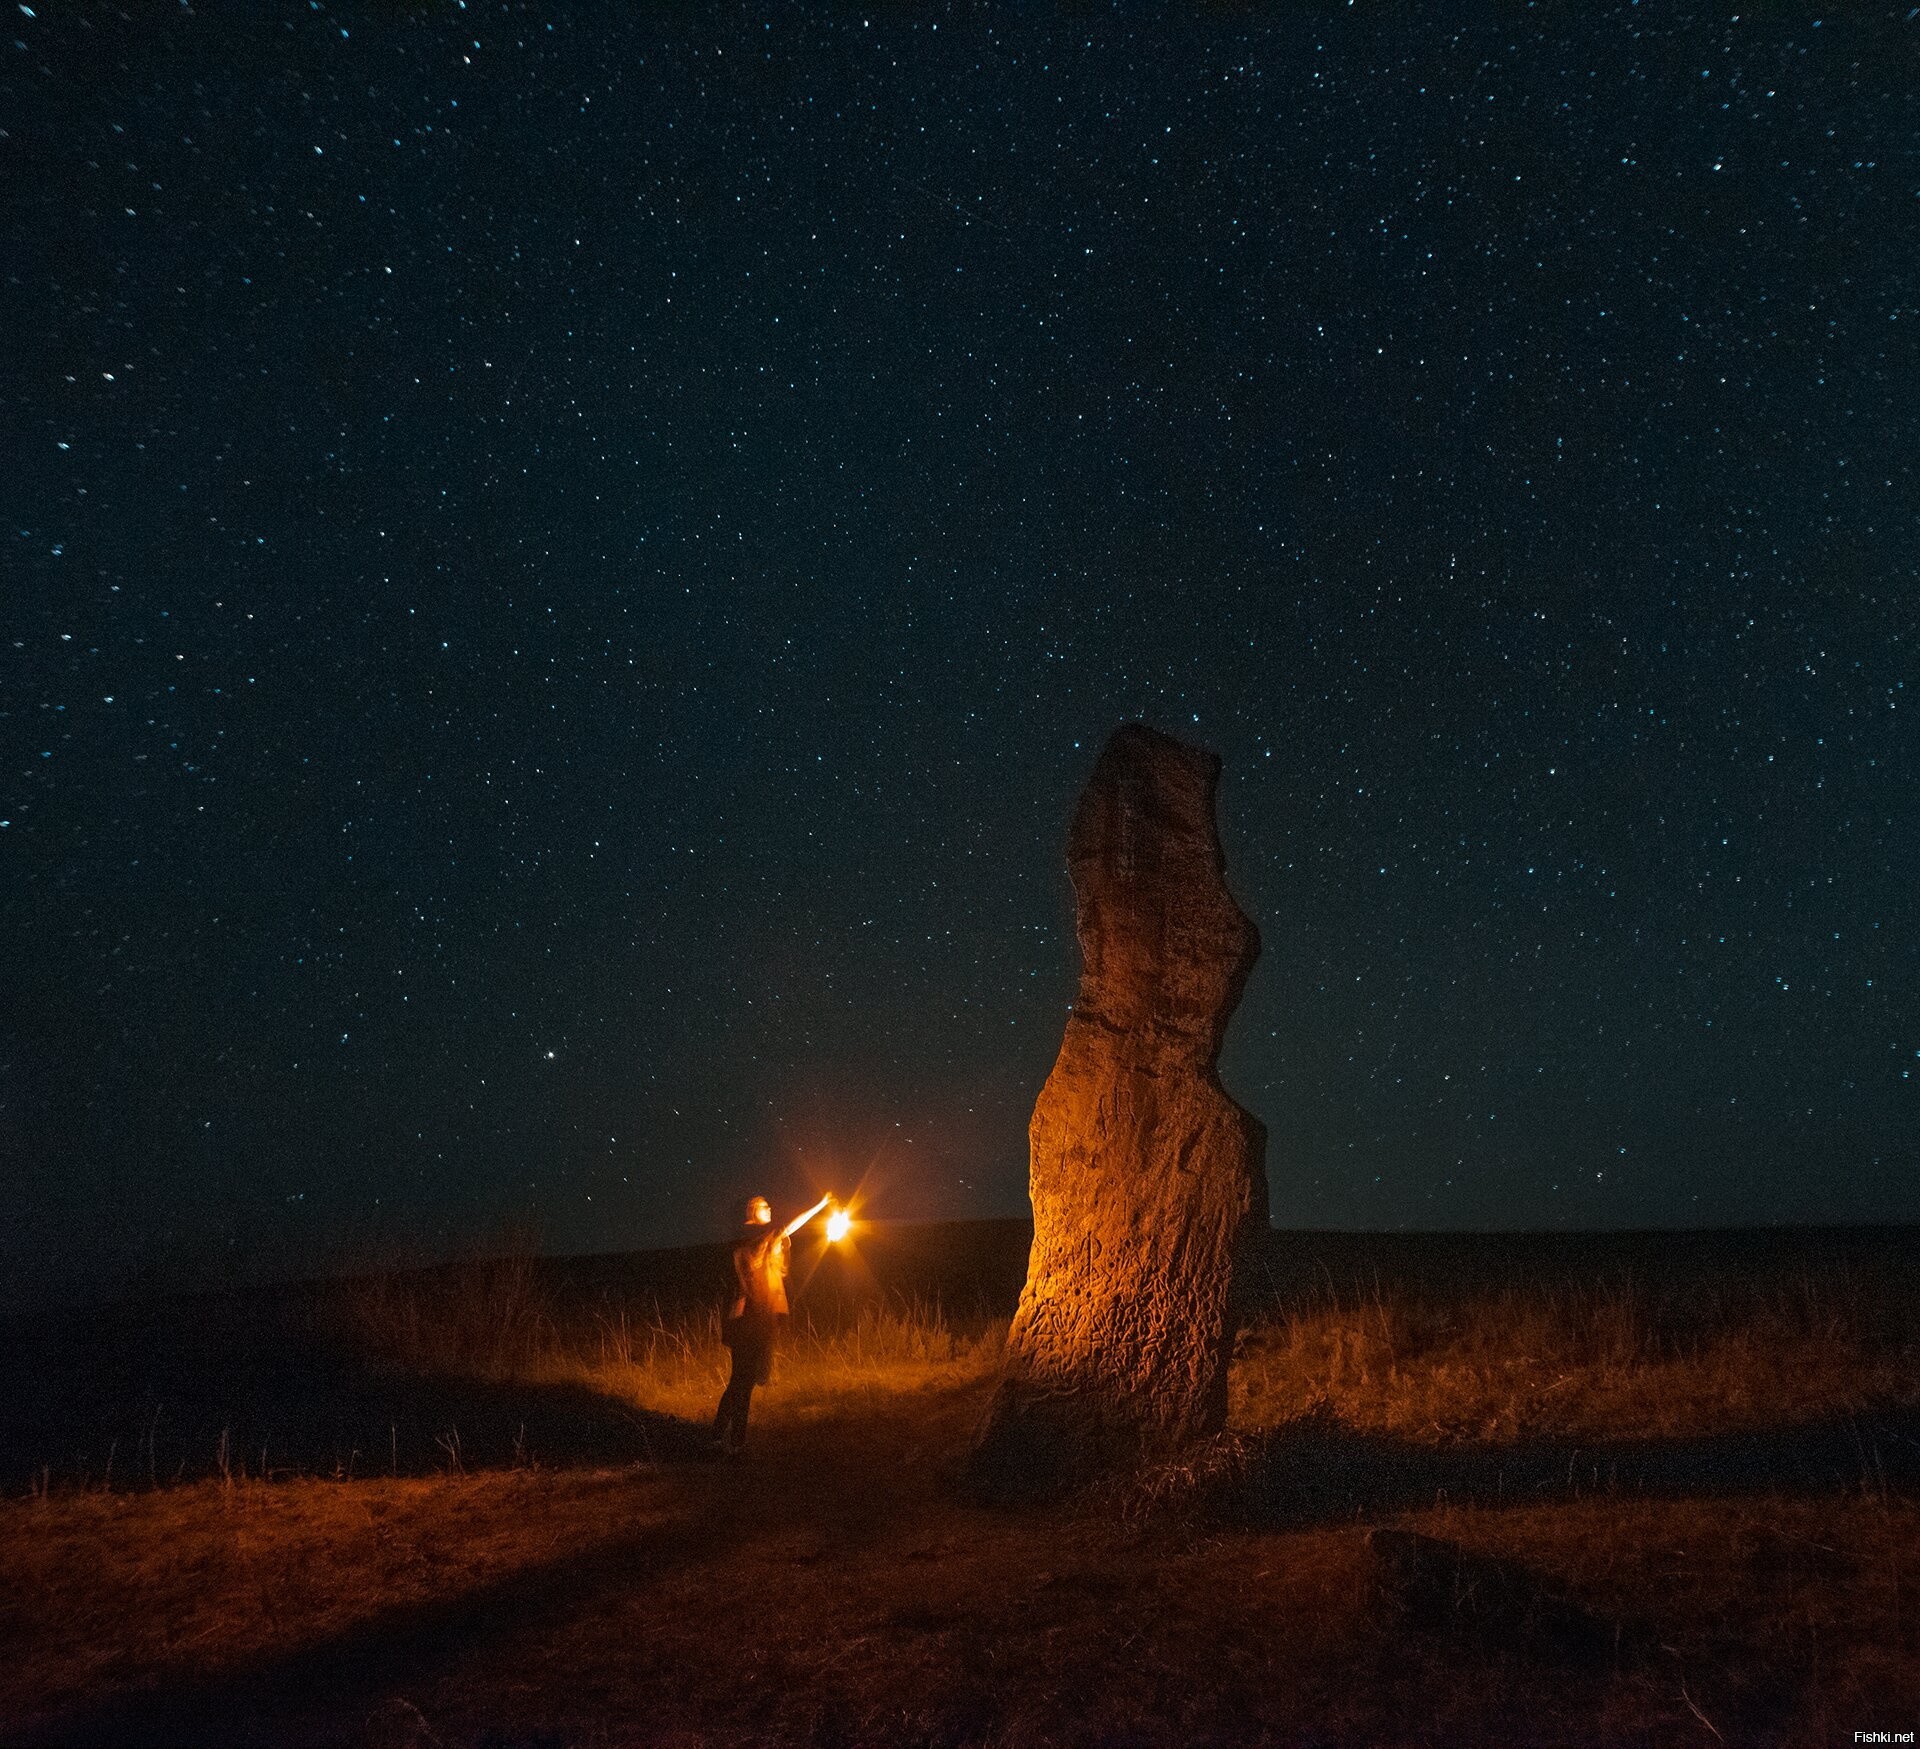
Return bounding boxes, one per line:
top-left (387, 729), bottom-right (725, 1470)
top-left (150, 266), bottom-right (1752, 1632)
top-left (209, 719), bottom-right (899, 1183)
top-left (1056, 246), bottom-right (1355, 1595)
top-left (825, 1208), bottom-right (852, 1243)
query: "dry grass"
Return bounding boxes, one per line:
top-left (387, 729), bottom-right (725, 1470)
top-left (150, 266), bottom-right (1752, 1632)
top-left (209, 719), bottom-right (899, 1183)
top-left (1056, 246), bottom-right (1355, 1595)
top-left (4, 1235), bottom-right (1917, 1745)
top-left (1234, 1262), bottom-right (1920, 1444)
top-left (321, 1240), bottom-right (1920, 1449)
top-left (320, 1250), bottom-right (1009, 1426)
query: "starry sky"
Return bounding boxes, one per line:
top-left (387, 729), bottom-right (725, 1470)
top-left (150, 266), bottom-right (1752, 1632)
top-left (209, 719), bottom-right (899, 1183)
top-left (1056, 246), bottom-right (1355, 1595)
top-left (5, 2), bottom-right (1915, 1304)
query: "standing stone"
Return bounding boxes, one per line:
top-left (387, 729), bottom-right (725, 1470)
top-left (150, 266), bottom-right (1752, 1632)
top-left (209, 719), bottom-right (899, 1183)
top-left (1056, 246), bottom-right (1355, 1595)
top-left (970, 723), bottom-right (1267, 1498)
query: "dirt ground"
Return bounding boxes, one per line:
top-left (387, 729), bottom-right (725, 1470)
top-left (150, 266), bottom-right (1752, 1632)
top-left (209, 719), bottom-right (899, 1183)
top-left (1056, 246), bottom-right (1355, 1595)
top-left (5, 1366), bottom-right (1918, 1748)
top-left (6, 1227), bottom-right (1920, 1746)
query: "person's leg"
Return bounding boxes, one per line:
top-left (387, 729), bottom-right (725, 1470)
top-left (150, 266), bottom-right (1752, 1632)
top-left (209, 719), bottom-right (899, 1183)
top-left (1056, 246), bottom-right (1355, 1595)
top-left (727, 1320), bottom-right (771, 1450)
top-left (714, 1348), bottom-right (751, 1450)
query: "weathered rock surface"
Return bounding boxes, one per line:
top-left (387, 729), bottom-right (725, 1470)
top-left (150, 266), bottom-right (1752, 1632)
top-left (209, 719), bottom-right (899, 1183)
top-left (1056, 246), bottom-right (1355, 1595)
top-left (970, 723), bottom-right (1267, 1498)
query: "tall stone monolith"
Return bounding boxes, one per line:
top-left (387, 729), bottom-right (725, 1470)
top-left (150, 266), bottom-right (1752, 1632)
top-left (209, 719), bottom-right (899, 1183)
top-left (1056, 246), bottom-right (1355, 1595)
top-left (969, 723), bottom-right (1267, 1499)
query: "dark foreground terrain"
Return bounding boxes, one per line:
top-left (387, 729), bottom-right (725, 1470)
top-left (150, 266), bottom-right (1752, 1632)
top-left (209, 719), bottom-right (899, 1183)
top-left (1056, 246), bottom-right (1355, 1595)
top-left (3, 1223), bottom-right (1917, 1747)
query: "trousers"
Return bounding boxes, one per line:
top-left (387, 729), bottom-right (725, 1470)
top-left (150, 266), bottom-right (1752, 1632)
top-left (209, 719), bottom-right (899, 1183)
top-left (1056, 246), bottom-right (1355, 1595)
top-left (713, 1311), bottom-right (777, 1451)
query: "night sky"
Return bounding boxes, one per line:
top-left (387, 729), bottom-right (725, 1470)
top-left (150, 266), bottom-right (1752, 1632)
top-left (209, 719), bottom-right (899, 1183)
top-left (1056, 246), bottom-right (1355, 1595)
top-left (6, 3), bottom-right (1915, 1305)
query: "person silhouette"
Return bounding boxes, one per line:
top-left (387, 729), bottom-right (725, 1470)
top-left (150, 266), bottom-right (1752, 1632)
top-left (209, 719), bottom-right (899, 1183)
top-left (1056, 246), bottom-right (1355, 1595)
top-left (712, 1192), bottom-right (830, 1454)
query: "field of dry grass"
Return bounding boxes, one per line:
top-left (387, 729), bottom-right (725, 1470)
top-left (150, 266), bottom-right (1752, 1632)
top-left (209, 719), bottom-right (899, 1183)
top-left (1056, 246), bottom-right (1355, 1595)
top-left (1234, 1257), bottom-right (1920, 1444)
top-left (323, 1243), bottom-right (1007, 1430)
top-left (2, 1224), bottom-right (1917, 1746)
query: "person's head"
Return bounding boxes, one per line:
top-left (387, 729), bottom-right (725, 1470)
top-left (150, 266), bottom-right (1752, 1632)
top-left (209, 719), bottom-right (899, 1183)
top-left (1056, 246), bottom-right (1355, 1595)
top-left (743, 1195), bottom-right (772, 1227)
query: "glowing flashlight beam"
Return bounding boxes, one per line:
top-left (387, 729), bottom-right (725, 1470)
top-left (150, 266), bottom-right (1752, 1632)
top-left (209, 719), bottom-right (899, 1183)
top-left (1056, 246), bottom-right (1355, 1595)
top-left (825, 1208), bottom-right (852, 1243)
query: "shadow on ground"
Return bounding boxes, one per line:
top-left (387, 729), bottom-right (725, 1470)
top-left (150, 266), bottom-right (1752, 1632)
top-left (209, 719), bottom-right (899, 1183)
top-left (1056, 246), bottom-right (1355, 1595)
top-left (18, 1496), bottom-right (740, 1749)
top-left (1233, 1402), bottom-right (1920, 1528)
top-left (0, 1298), bottom-right (710, 1489)
top-left (16, 1384), bottom-right (987, 1749)
top-left (12, 1381), bottom-right (1915, 1747)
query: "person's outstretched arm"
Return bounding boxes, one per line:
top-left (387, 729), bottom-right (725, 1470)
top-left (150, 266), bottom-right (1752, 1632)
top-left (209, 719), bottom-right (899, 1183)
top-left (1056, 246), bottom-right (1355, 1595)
top-left (780, 1194), bottom-right (833, 1240)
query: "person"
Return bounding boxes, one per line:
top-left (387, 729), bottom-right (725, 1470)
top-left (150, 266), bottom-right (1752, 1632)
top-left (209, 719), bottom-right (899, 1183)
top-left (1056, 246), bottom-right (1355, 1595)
top-left (712, 1192), bottom-right (831, 1454)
